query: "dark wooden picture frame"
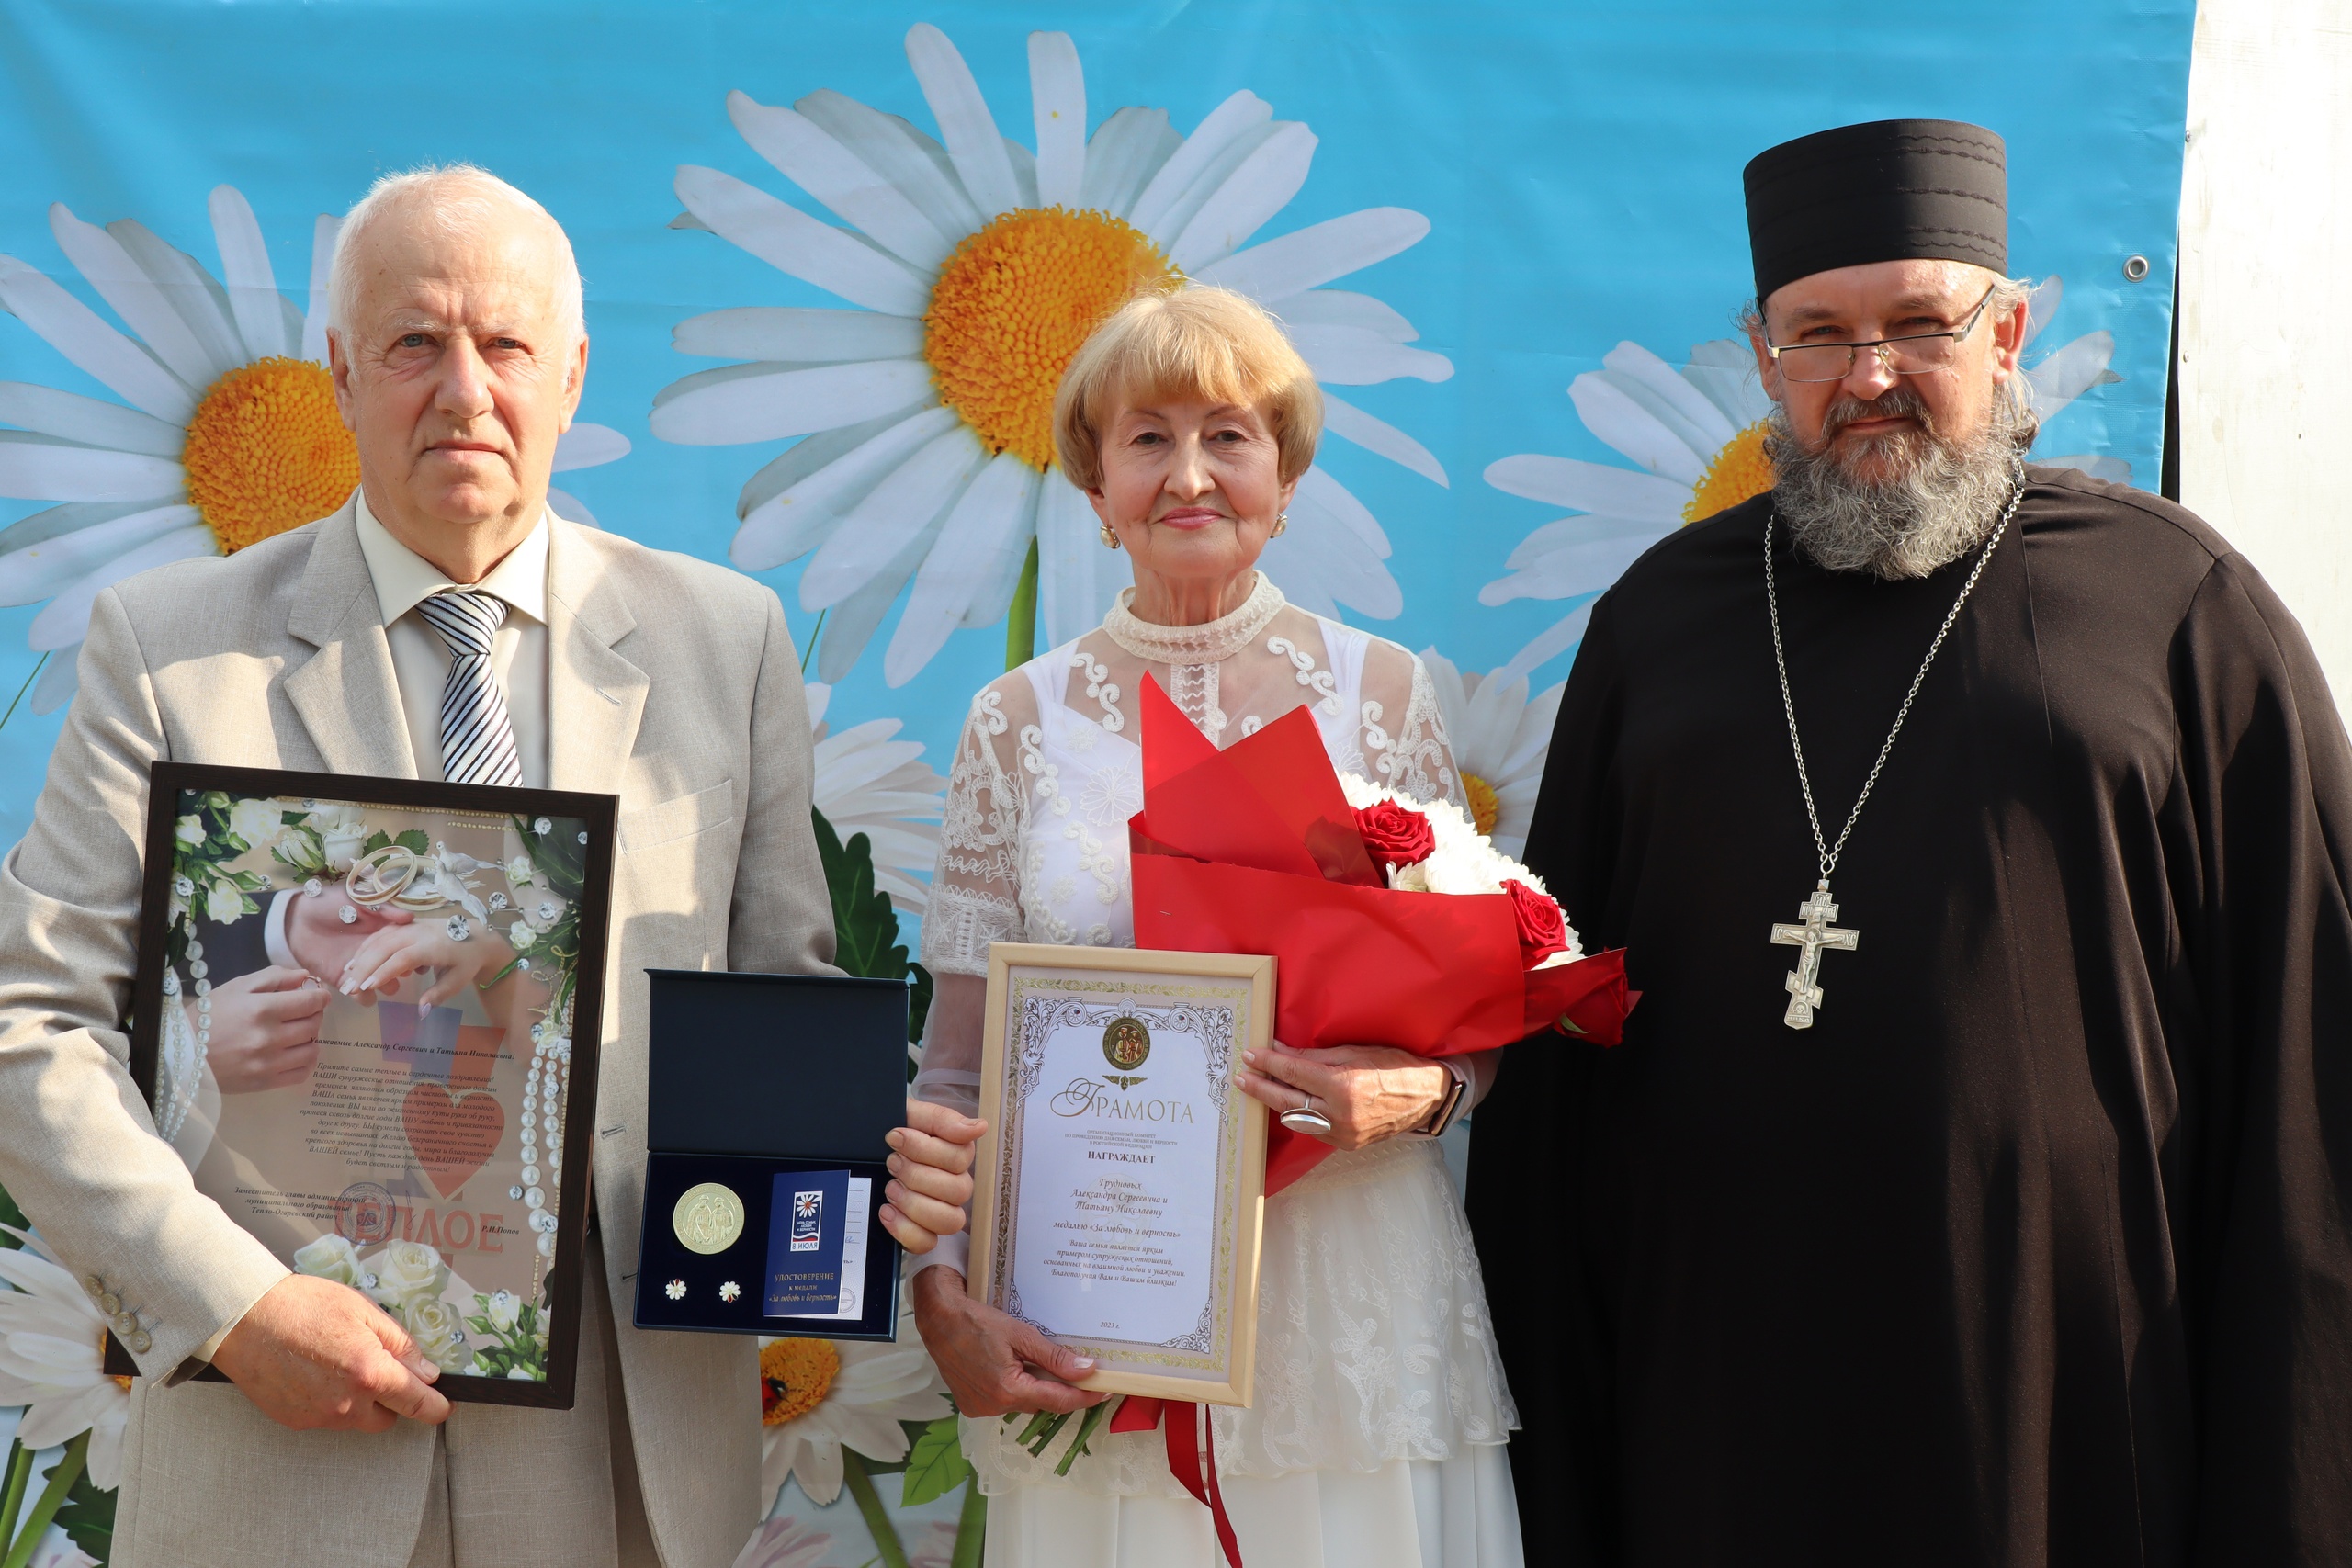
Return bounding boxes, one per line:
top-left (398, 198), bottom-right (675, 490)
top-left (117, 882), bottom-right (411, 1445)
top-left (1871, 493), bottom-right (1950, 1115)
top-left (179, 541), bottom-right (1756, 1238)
top-left (106, 763), bottom-right (616, 1409)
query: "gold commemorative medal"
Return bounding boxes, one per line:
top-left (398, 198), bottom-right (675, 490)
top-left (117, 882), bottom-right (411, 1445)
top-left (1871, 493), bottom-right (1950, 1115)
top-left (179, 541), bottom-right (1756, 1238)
top-left (672, 1182), bottom-right (746, 1255)
top-left (1102, 1015), bottom-right (1151, 1073)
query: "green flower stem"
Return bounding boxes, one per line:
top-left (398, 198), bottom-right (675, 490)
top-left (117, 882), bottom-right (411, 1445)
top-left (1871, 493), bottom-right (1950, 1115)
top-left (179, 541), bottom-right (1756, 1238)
top-left (839, 1450), bottom-right (911, 1568)
top-left (0, 652), bottom-right (46, 736)
top-left (1004, 538), bottom-right (1039, 671)
top-left (0, 1438), bottom-right (30, 1551)
top-left (799, 608), bottom-right (828, 676)
top-left (951, 1476), bottom-right (986, 1568)
top-left (0, 1430), bottom-right (85, 1568)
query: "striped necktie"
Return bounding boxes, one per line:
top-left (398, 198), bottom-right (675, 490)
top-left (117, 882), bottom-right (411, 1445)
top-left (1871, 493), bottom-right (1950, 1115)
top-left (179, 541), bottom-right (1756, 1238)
top-left (417, 591), bottom-right (523, 787)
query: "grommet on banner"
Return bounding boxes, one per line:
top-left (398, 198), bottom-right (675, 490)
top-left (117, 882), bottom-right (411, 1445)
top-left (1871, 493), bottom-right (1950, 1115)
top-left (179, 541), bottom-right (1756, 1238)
top-left (2123, 254), bottom-right (2151, 280)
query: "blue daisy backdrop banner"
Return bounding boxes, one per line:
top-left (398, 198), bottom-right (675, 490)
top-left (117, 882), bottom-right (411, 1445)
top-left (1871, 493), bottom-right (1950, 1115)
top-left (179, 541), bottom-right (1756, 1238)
top-left (0, 2), bottom-right (2193, 1564)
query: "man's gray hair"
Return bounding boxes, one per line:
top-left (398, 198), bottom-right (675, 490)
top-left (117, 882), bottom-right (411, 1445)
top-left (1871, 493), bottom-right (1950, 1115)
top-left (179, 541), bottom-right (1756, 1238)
top-left (326, 164), bottom-right (584, 346)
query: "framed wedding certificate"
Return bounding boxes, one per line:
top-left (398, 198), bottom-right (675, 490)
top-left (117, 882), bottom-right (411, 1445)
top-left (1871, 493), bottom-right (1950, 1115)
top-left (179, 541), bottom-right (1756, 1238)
top-left (972, 943), bottom-right (1272, 1405)
top-left (110, 763), bottom-right (616, 1408)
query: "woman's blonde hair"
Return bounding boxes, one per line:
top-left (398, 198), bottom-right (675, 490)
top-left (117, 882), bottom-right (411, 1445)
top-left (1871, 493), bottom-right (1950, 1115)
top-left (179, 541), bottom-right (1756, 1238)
top-left (1053, 283), bottom-right (1322, 491)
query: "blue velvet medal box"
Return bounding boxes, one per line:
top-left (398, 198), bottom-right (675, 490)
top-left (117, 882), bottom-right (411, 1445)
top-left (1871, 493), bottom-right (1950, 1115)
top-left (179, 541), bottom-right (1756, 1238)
top-left (632, 970), bottom-right (906, 1341)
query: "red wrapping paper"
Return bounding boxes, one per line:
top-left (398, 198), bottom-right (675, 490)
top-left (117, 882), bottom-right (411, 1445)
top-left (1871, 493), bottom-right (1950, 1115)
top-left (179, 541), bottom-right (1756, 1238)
top-left (1127, 676), bottom-right (1634, 1194)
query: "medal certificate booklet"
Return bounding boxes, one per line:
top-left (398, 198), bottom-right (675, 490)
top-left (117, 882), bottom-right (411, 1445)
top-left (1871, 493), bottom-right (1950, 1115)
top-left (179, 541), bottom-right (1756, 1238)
top-left (117, 764), bottom-right (617, 1409)
top-left (633, 970), bottom-right (906, 1341)
top-left (973, 943), bottom-right (1271, 1405)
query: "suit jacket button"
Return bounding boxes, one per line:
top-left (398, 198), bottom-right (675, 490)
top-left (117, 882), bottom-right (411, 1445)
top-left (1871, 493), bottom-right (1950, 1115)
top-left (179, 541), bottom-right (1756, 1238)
top-left (98, 1292), bottom-right (121, 1315)
top-left (113, 1312), bottom-right (139, 1336)
top-left (130, 1331), bottom-right (152, 1354)
top-left (85, 1276), bottom-right (105, 1298)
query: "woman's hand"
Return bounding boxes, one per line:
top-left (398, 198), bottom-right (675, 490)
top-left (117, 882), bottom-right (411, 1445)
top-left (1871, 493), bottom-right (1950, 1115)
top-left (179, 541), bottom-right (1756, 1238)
top-left (206, 966), bottom-right (332, 1093)
top-left (1233, 1042), bottom-right (1451, 1151)
top-left (338, 920), bottom-right (514, 1008)
top-left (879, 1100), bottom-right (983, 1253)
top-left (910, 1265), bottom-right (1107, 1417)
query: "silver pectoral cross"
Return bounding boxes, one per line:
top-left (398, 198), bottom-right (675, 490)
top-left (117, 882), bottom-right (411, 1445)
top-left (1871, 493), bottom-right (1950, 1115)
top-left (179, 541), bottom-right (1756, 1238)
top-left (1770, 882), bottom-right (1860, 1029)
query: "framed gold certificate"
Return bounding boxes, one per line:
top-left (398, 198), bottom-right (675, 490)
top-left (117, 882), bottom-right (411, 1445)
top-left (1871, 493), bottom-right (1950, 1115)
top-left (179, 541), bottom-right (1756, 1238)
top-left (971, 942), bottom-right (1272, 1405)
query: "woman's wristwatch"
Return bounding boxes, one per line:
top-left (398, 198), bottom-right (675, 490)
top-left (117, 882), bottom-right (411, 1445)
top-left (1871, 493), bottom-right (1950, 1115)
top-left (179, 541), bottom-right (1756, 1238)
top-left (1417, 1057), bottom-right (1473, 1137)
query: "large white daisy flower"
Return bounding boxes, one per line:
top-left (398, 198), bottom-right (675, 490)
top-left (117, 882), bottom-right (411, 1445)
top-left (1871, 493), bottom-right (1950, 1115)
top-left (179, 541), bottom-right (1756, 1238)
top-left (1418, 649), bottom-right (1564, 861)
top-left (654, 24), bottom-right (1451, 686)
top-left (0, 186), bottom-right (629, 712)
top-left (804, 682), bottom-right (946, 913)
top-left (0, 1227), bottom-right (129, 1491)
top-left (757, 1314), bottom-right (950, 1509)
top-left (1479, 277), bottom-right (2120, 683)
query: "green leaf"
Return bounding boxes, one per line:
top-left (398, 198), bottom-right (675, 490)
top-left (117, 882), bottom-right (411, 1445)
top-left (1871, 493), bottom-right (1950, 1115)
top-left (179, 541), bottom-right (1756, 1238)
top-left (0, 1181), bottom-right (26, 1248)
top-left (812, 808), bottom-right (913, 984)
top-left (362, 831), bottom-right (390, 856)
top-left (899, 1414), bottom-right (972, 1508)
top-left (51, 1457), bottom-right (115, 1563)
top-left (394, 829), bottom-right (431, 856)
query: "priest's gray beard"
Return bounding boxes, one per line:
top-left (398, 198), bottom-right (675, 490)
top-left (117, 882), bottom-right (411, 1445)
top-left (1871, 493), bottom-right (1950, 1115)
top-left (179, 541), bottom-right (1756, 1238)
top-left (1764, 386), bottom-right (2033, 580)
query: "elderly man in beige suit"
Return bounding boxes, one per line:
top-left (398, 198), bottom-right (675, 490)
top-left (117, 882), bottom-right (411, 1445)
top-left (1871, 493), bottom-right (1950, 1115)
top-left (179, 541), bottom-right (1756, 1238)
top-left (0, 166), bottom-right (982, 1567)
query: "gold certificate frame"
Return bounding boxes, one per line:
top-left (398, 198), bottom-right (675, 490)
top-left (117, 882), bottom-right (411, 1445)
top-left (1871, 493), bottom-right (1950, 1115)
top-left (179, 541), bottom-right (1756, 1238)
top-left (972, 942), bottom-right (1272, 1406)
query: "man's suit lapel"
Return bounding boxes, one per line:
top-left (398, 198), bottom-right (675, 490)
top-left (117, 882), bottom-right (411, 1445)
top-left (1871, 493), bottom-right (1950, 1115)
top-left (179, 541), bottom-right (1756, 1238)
top-left (283, 500), bottom-right (417, 778)
top-left (546, 520), bottom-right (647, 796)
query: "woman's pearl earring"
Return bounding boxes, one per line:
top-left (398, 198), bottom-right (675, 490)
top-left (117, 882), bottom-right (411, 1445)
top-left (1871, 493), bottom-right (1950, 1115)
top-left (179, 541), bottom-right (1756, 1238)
top-left (1270, 513), bottom-right (1289, 537)
top-left (1099, 525), bottom-right (1122, 549)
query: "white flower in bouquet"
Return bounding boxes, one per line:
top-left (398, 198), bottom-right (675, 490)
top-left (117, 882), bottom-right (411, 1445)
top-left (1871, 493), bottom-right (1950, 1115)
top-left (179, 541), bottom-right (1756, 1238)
top-left (1340, 773), bottom-right (1581, 962)
top-left (506, 853), bottom-right (535, 887)
top-left (204, 880), bottom-right (245, 924)
top-left (226, 796), bottom-right (282, 850)
top-left (484, 1289), bottom-right (521, 1332)
top-left (402, 1296), bottom-right (471, 1373)
top-left (0, 1225), bottom-right (130, 1488)
top-left (175, 814), bottom-right (204, 848)
top-left (310, 805), bottom-right (371, 872)
top-left (291, 1232), bottom-right (363, 1287)
top-left (367, 1240), bottom-right (450, 1309)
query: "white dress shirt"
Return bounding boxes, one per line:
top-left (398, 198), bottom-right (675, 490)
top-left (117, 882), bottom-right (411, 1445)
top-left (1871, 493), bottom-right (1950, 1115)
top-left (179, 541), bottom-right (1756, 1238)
top-left (354, 490), bottom-right (551, 788)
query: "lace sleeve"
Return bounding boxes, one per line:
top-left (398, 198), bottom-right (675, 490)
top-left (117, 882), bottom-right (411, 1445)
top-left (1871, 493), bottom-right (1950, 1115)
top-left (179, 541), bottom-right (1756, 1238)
top-left (912, 682), bottom-right (1032, 1122)
top-left (920, 685), bottom-right (1030, 977)
top-left (1361, 640), bottom-right (1464, 809)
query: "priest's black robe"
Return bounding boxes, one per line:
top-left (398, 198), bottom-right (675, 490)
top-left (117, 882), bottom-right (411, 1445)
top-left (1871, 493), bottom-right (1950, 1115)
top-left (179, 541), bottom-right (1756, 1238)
top-left (1466, 468), bottom-right (2352, 1565)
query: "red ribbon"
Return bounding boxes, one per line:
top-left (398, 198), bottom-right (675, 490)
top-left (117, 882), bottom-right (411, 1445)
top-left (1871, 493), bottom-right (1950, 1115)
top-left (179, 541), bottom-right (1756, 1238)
top-left (1109, 1396), bottom-right (1242, 1566)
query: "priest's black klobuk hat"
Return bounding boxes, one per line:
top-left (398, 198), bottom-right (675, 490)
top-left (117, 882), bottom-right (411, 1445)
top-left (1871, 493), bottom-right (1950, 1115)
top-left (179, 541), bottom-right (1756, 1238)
top-left (1743, 118), bottom-right (2007, 304)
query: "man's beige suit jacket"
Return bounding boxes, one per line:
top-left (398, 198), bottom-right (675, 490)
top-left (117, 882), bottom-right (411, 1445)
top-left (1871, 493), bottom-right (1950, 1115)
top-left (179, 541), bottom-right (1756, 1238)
top-left (0, 499), bottom-right (837, 1567)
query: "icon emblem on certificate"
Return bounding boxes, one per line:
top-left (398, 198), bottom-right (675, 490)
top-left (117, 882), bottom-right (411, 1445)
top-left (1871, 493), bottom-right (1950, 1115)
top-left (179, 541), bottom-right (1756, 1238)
top-left (973, 943), bottom-right (1272, 1405)
top-left (117, 764), bottom-right (616, 1408)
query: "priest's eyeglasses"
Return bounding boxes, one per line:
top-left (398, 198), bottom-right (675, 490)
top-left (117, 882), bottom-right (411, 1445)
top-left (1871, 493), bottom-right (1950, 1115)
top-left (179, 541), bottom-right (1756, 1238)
top-left (1763, 288), bottom-right (1996, 383)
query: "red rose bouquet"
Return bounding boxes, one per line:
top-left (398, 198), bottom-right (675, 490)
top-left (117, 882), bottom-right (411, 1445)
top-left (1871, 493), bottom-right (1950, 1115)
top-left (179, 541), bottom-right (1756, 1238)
top-left (1127, 675), bottom-right (1634, 1195)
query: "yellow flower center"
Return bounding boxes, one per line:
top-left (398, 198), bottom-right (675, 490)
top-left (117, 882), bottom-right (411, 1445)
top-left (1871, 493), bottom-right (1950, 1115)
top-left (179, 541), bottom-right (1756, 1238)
top-left (924, 209), bottom-right (1175, 470)
top-left (1680, 419), bottom-right (1776, 525)
top-left (760, 1336), bottom-right (841, 1426)
top-left (1462, 772), bottom-right (1501, 838)
top-left (180, 357), bottom-right (361, 552)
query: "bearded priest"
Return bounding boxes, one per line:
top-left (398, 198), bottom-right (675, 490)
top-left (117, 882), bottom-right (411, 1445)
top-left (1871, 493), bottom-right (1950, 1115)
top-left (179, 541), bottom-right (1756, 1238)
top-left (1467, 118), bottom-right (2352, 1564)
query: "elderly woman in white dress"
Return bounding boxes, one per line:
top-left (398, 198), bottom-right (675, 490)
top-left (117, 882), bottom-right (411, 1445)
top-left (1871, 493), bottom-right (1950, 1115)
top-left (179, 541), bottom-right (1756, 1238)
top-left (909, 285), bottom-right (1523, 1568)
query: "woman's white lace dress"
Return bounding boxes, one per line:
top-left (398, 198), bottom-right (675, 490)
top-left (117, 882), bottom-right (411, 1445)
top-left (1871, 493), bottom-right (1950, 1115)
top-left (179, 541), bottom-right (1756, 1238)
top-left (914, 573), bottom-right (1523, 1568)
